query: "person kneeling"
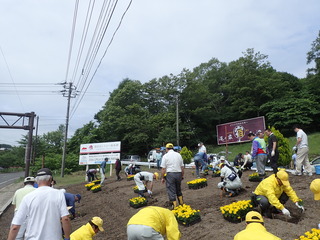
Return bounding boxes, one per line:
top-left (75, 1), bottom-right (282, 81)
top-left (234, 211), bottom-right (281, 240)
top-left (70, 217), bottom-right (104, 240)
top-left (217, 163), bottom-right (242, 197)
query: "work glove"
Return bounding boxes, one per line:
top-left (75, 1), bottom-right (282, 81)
top-left (271, 150), bottom-right (275, 157)
top-left (295, 202), bottom-right (305, 212)
top-left (281, 208), bottom-right (291, 217)
top-left (292, 146), bottom-right (297, 151)
top-left (147, 190), bottom-right (152, 195)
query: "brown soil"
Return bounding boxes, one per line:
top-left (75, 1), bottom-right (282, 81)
top-left (1, 169), bottom-right (319, 240)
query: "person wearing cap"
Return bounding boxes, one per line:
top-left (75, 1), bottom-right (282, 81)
top-left (8, 168), bottom-right (71, 240)
top-left (310, 179), bottom-right (320, 228)
top-left (86, 169), bottom-right (98, 183)
top-left (134, 171), bottom-right (159, 197)
top-left (292, 125), bottom-right (313, 176)
top-left (127, 206), bottom-right (181, 240)
top-left (218, 162), bottom-right (242, 197)
top-left (234, 211), bottom-right (281, 240)
top-left (194, 152), bottom-right (207, 177)
top-left (70, 216), bottom-right (104, 240)
top-left (161, 143), bottom-right (184, 208)
top-left (252, 170), bottom-right (304, 218)
top-left (218, 156), bottom-right (231, 166)
top-left (248, 132), bottom-right (267, 177)
top-left (11, 177), bottom-right (36, 240)
top-left (100, 157), bottom-right (108, 184)
top-left (64, 192), bottom-right (81, 219)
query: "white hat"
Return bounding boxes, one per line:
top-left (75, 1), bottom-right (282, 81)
top-left (24, 176), bottom-right (35, 183)
top-left (219, 156), bottom-right (225, 161)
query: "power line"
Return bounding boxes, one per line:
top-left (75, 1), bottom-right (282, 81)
top-left (0, 46), bottom-right (24, 111)
top-left (70, 0), bottom-right (132, 118)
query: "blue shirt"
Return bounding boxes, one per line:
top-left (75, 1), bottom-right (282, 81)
top-left (64, 193), bottom-right (76, 216)
top-left (100, 160), bottom-right (107, 173)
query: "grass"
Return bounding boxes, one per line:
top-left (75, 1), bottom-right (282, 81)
top-left (208, 132), bottom-right (320, 161)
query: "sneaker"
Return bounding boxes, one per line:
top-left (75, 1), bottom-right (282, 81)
top-left (292, 171), bottom-right (302, 176)
top-left (307, 172), bottom-right (313, 176)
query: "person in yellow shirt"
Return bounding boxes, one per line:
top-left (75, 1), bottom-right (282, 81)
top-left (127, 206), bottom-right (181, 240)
top-left (234, 211), bottom-right (281, 240)
top-left (70, 217), bottom-right (104, 240)
top-left (310, 179), bottom-right (320, 228)
top-left (252, 170), bottom-right (304, 218)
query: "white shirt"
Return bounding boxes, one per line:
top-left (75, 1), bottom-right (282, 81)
top-left (220, 166), bottom-right (241, 184)
top-left (297, 129), bottom-right (308, 148)
top-left (198, 145), bottom-right (207, 153)
top-left (12, 185), bottom-right (35, 212)
top-left (12, 186), bottom-right (69, 240)
top-left (160, 150), bottom-right (183, 172)
top-left (137, 171), bottom-right (154, 181)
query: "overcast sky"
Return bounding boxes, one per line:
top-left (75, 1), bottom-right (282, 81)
top-left (0, 0), bottom-right (319, 146)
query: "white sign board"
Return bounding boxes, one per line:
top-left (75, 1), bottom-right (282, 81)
top-left (79, 153), bottom-right (121, 165)
top-left (79, 141), bottom-right (121, 154)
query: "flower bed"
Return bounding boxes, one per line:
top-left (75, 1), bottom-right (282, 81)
top-left (295, 228), bottom-right (320, 240)
top-left (132, 185), bottom-right (147, 194)
top-left (85, 182), bottom-right (95, 190)
top-left (220, 200), bottom-right (253, 223)
top-left (92, 180), bottom-right (101, 184)
top-left (187, 178), bottom-right (207, 189)
top-left (127, 175), bottom-right (134, 181)
top-left (248, 172), bottom-right (262, 182)
top-left (91, 184), bottom-right (102, 193)
top-left (129, 197), bottom-right (147, 208)
top-left (172, 204), bottom-right (201, 226)
top-left (212, 170), bottom-right (221, 177)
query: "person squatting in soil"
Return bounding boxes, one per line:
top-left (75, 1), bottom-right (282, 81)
top-left (217, 163), bottom-right (242, 197)
top-left (86, 169), bottom-right (98, 183)
top-left (240, 151), bottom-right (253, 170)
top-left (64, 192), bottom-right (81, 219)
top-left (115, 158), bottom-right (122, 181)
top-left (248, 132), bottom-right (267, 177)
top-left (127, 206), bottom-right (181, 240)
top-left (161, 143), bottom-right (184, 209)
top-left (252, 169), bottom-right (304, 218)
top-left (234, 211), bottom-right (281, 240)
top-left (70, 216), bottom-right (104, 240)
top-left (265, 128), bottom-right (279, 174)
top-left (134, 171), bottom-right (159, 198)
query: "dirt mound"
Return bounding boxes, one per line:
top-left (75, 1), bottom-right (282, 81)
top-left (0, 169), bottom-right (319, 240)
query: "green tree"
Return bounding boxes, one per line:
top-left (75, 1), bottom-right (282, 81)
top-left (180, 146), bottom-right (193, 165)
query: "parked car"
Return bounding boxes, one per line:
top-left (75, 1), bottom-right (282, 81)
top-left (121, 155), bottom-right (141, 162)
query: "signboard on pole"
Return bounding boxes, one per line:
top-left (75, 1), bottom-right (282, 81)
top-left (216, 116), bottom-right (265, 145)
top-left (79, 141), bottom-right (121, 154)
top-left (79, 141), bottom-right (121, 165)
top-left (79, 153), bottom-right (121, 165)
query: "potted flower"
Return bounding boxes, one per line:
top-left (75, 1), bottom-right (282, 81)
top-left (187, 178), bottom-right (207, 189)
top-left (220, 200), bottom-right (253, 223)
top-left (295, 228), bottom-right (320, 239)
top-left (127, 175), bottom-right (134, 181)
top-left (85, 182), bottom-right (95, 190)
top-left (249, 172), bottom-right (262, 182)
top-left (92, 179), bottom-right (101, 185)
top-left (172, 204), bottom-right (201, 226)
top-left (132, 185), bottom-right (147, 194)
top-left (129, 197), bottom-right (147, 208)
top-left (212, 170), bottom-right (221, 177)
top-left (91, 184), bottom-right (102, 193)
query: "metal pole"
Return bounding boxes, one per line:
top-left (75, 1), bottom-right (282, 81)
top-left (61, 82), bottom-right (72, 177)
top-left (24, 112), bottom-right (35, 177)
top-left (176, 95), bottom-right (179, 146)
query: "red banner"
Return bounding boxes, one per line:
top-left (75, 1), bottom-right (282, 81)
top-left (216, 116), bottom-right (265, 145)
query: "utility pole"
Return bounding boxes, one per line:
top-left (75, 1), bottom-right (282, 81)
top-left (61, 82), bottom-right (76, 177)
top-left (176, 95), bottom-right (180, 146)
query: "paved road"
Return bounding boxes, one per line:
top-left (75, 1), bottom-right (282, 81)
top-left (0, 171), bottom-right (24, 189)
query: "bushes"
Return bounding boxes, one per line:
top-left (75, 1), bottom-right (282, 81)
top-left (180, 146), bottom-right (193, 165)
